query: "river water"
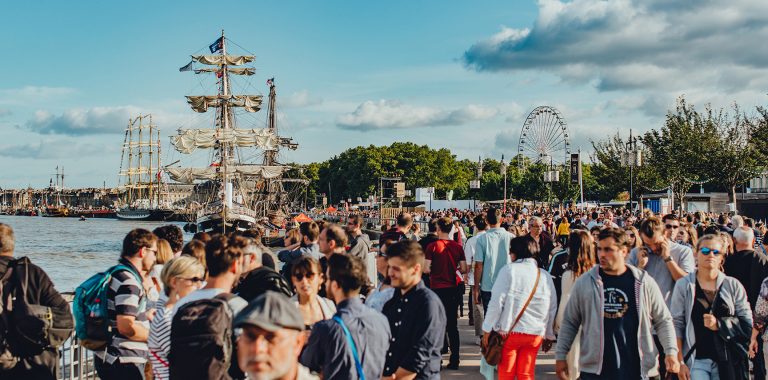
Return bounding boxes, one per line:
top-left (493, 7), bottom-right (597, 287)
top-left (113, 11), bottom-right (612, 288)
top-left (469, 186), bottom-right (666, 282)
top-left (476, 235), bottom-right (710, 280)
top-left (0, 215), bottom-right (192, 292)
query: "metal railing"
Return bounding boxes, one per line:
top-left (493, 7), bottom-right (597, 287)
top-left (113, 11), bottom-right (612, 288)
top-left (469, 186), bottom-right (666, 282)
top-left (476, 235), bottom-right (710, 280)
top-left (58, 335), bottom-right (99, 380)
top-left (58, 293), bottom-right (99, 380)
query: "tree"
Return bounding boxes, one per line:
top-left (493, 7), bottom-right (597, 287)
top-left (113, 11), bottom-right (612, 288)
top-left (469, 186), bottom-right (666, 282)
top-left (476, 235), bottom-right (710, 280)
top-left (591, 133), bottom-right (663, 202)
top-left (641, 97), bottom-right (716, 211)
top-left (712, 104), bottom-right (768, 208)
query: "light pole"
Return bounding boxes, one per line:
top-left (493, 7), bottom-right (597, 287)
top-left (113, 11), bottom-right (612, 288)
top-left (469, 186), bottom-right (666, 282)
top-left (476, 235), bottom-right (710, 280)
top-left (622, 130), bottom-right (642, 211)
top-left (500, 154), bottom-right (508, 213)
top-left (470, 156), bottom-right (482, 211)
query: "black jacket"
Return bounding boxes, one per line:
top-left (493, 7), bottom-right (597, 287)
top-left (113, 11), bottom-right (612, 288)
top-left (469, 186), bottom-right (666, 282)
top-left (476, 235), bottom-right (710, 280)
top-left (723, 249), bottom-right (768, 309)
top-left (0, 256), bottom-right (72, 380)
top-left (711, 291), bottom-right (752, 380)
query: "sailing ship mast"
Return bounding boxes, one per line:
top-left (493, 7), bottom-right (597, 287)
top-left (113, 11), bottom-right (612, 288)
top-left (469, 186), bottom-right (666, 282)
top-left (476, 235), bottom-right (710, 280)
top-left (118, 115), bottom-right (162, 208)
top-left (167, 31), bottom-right (305, 233)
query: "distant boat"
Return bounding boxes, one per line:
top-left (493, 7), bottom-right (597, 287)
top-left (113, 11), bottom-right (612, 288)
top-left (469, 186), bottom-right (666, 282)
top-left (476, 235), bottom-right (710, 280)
top-left (116, 115), bottom-right (175, 222)
top-left (42, 166), bottom-right (70, 217)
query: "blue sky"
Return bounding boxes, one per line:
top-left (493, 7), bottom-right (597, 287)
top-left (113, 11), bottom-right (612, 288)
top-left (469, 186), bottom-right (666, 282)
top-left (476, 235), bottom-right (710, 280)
top-left (1, 0), bottom-right (767, 188)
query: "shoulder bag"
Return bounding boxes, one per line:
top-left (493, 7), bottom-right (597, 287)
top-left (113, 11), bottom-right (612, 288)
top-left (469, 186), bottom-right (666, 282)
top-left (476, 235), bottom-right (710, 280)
top-left (481, 266), bottom-right (541, 366)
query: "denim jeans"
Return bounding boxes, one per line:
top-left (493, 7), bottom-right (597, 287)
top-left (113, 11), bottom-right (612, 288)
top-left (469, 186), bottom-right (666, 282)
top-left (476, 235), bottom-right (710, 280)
top-left (691, 358), bottom-right (719, 380)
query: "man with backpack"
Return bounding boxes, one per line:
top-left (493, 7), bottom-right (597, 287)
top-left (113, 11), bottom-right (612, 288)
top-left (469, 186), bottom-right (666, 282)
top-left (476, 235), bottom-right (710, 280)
top-left (234, 240), bottom-right (292, 301)
top-left (0, 223), bottom-right (73, 380)
top-left (300, 254), bottom-right (390, 379)
top-left (93, 228), bottom-right (157, 380)
top-left (170, 234), bottom-right (248, 380)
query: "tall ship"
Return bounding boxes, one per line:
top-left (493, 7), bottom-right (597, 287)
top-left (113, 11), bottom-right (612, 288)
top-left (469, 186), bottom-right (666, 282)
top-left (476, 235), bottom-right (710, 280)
top-left (166, 31), bottom-right (306, 233)
top-left (43, 166), bottom-right (70, 217)
top-left (116, 115), bottom-right (174, 221)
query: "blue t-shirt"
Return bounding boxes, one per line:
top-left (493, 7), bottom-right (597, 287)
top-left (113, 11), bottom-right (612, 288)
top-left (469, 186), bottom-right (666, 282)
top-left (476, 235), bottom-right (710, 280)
top-left (474, 228), bottom-right (512, 292)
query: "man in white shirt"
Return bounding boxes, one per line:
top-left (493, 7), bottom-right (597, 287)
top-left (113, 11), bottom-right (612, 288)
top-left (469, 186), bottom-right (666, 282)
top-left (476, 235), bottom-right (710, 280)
top-left (464, 214), bottom-right (487, 343)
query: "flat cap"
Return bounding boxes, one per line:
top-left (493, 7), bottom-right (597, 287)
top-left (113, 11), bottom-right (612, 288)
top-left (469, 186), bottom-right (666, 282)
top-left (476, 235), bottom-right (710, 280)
top-left (233, 291), bottom-right (304, 332)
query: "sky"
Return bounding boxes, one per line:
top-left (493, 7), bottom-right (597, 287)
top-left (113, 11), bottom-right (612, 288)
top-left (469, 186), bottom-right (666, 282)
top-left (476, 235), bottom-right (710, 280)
top-left (1, 0), bottom-right (767, 188)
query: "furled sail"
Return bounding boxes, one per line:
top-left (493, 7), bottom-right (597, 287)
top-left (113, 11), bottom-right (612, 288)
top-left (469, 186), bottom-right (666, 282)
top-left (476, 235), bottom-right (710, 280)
top-left (194, 67), bottom-right (255, 76)
top-left (186, 95), bottom-right (263, 113)
top-left (192, 55), bottom-right (255, 66)
top-left (171, 128), bottom-right (278, 154)
top-left (165, 165), bottom-right (285, 184)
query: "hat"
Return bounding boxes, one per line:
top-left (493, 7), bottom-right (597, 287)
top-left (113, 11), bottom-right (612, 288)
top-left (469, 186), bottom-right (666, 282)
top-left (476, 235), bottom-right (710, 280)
top-left (233, 291), bottom-right (304, 331)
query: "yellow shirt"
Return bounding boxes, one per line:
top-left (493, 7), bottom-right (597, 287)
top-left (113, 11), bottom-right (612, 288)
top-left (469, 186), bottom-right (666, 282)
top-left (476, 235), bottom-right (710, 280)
top-left (557, 222), bottom-right (570, 236)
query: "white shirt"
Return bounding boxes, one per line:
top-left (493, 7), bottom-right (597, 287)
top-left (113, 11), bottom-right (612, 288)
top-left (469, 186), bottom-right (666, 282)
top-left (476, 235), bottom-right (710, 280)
top-left (482, 258), bottom-right (557, 340)
top-left (171, 288), bottom-right (248, 318)
top-left (464, 230), bottom-right (487, 286)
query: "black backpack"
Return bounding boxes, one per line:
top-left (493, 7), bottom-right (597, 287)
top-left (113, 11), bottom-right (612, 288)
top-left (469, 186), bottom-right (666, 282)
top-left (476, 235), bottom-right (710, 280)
top-left (169, 293), bottom-right (240, 380)
top-left (0, 258), bottom-right (73, 369)
top-left (235, 268), bottom-right (292, 302)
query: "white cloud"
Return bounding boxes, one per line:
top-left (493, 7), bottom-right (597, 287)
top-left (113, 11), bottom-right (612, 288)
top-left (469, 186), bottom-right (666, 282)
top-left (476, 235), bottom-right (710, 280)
top-left (463, 0), bottom-right (768, 96)
top-left (0, 86), bottom-right (78, 106)
top-left (24, 106), bottom-right (143, 135)
top-left (336, 100), bottom-right (498, 131)
top-left (0, 139), bottom-right (116, 159)
top-left (281, 90), bottom-right (323, 108)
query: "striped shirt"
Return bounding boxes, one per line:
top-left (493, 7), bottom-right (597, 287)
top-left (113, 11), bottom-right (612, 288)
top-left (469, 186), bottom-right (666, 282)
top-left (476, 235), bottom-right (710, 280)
top-left (148, 297), bottom-right (171, 380)
top-left (95, 259), bottom-right (149, 365)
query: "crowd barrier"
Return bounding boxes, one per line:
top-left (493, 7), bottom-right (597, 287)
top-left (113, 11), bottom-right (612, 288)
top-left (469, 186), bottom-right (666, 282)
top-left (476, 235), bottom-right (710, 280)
top-left (58, 294), bottom-right (99, 380)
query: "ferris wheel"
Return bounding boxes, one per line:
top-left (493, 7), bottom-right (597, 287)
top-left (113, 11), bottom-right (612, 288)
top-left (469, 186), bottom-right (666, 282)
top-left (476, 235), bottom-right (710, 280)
top-left (517, 106), bottom-right (571, 168)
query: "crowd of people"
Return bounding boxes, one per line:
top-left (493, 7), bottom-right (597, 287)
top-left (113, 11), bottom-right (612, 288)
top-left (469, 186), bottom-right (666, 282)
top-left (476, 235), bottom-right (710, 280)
top-left (1, 205), bottom-right (768, 380)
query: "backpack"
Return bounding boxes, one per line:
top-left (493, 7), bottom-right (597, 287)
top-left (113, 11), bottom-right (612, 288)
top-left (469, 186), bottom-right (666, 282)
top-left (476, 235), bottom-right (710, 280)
top-left (73, 264), bottom-right (142, 351)
top-left (234, 268), bottom-right (292, 302)
top-left (169, 293), bottom-right (239, 380)
top-left (0, 257), bottom-right (73, 369)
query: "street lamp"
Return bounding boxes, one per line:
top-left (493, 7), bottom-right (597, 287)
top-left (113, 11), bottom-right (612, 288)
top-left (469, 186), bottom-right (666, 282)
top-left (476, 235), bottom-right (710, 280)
top-left (500, 154), bottom-right (508, 213)
top-left (621, 130), bottom-right (642, 211)
top-left (469, 156), bottom-right (482, 211)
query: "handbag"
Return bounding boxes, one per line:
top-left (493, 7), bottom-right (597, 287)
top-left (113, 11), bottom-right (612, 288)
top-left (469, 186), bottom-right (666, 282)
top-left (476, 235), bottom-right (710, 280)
top-left (481, 267), bottom-right (541, 366)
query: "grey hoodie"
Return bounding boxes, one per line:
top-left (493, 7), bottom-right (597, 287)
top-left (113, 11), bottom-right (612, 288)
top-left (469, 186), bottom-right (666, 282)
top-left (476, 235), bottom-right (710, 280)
top-left (347, 233), bottom-right (372, 260)
top-left (555, 264), bottom-right (678, 379)
top-left (670, 271), bottom-right (753, 368)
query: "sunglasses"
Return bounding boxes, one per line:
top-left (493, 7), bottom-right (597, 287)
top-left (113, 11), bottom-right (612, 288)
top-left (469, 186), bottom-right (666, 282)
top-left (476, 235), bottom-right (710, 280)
top-left (627, 233), bottom-right (635, 238)
top-left (700, 247), bottom-right (721, 256)
top-left (665, 224), bottom-right (680, 229)
top-left (181, 277), bottom-right (205, 283)
top-left (292, 272), bottom-right (317, 281)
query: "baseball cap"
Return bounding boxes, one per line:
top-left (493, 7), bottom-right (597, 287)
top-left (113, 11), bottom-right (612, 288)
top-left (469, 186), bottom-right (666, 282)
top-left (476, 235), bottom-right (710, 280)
top-left (233, 291), bottom-right (304, 332)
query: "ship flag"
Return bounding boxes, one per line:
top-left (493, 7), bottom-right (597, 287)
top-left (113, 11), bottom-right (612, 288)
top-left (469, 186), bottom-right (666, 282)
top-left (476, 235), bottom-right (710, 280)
top-left (266, 77), bottom-right (274, 86)
top-left (209, 37), bottom-right (223, 53)
top-left (179, 61), bottom-right (194, 72)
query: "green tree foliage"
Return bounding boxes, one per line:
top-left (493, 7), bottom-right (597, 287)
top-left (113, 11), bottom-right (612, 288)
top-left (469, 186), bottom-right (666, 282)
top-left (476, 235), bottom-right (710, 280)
top-left (710, 104), bottom-right (767, 206)
top-left (641, 97), bottom-right (717, 209)
top-left (306, 142), bottom-right (475, 205)
top-left (590, 133), bottom-right (663, 202)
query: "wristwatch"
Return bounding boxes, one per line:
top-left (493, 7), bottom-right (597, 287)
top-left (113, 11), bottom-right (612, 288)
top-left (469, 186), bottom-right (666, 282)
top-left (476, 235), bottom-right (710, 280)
top-left (663, 255), bottom-right (673, 263)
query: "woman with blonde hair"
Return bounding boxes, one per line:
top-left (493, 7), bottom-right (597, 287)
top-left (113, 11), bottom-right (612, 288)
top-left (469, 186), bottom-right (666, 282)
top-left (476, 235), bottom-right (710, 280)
top-left (146, 238), bottom-right (175, 305)
top-left (671, 234), bottom-right (752, 380)
top-left (148, 256), bottom-right (206, 380)
top-left (554, 230), bottom-right (596, 379)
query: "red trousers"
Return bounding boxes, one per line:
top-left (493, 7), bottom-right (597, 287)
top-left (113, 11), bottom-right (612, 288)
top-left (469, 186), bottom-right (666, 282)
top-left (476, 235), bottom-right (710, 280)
top-left (498, 332), bottom-right (543, 380)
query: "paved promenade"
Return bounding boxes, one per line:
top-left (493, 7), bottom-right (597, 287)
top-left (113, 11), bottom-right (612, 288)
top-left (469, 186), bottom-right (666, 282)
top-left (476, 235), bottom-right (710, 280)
top-left (444, 295), bottom-right (557, 379)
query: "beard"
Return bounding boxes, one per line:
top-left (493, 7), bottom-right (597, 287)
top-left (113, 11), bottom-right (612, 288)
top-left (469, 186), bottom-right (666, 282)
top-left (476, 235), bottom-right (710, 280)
top-left (245, 357), bottom-right (292, 380)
